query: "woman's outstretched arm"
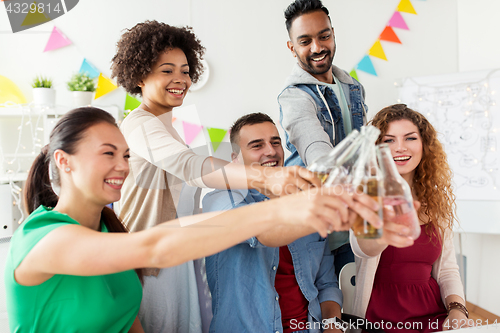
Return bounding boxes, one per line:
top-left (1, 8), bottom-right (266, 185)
top-left (15, 187), bottom-right (380, 286)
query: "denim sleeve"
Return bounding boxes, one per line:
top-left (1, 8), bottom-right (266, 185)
top-left (355, 77), bottom-right (368, 124)
top-left (279, 86), bottom-right (334, 166)
top-left (315, 239), bottom-right (343, 307)
top-left (231, 199), bottom-right (266, 248)
top-left (202, 189), bottom-right (246, 213)
top-left (202, 189), bottom-right (266, 248)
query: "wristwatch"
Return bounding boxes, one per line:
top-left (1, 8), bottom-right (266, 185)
top-left (323, 316), bottom-right (347, 332)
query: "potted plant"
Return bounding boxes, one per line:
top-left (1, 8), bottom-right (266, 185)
top-left (32, 75), bottom-right (55, 106)
top-left (67, 72), bottom-right (96, 107)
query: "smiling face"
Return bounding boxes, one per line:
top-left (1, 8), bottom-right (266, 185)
top-left (287, 10), bottom-right (336, 83)
top-left (381, 119), bottom-right (423, 184)
top-left (62, 122), bottom-right (130, 207)
top-left (139, 47), bottom-right (191, 115)
top-left (232, 122), bottom-right (284, 168)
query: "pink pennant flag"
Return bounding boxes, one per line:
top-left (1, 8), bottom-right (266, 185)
top-left (388, 11), bottom-right (409, 30)
top-left (182, 121), bottom-right (203, 146)
top-left (44, 26), bottom-right (72, 52)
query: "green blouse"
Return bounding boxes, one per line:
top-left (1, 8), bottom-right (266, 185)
top-left (5, 206), bottom-right (142, 332)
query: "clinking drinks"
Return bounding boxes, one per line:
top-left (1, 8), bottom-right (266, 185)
top-left (376, 144), bottom-right (421, 240)
top-left (308, 130), bottom-right (360, 184)
top-left (383, 196), bottom-right (421, 240)
top-left (350, 126), bottom-right (383, 239)
top-left (352, 177), bottom-right (383, 238)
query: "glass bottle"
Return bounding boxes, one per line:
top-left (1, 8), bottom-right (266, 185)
top-left (308, 129), bottom-right (360, 184)
top-left (322, 131), bottom-right (365, 189)
top-left (350, 126), bottom-right (383, 239)
top-left (376, 143), bottom-right (421, 240)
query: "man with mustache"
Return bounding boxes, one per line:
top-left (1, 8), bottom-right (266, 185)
top-left (202, 113), bottom-right (379, 332)
top-left (278, 0), bottom-right (368, 278)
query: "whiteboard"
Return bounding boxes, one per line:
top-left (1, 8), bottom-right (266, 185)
top-left (398, 69), bottom-right (500, 201)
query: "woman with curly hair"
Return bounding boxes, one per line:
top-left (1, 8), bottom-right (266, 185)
top-left (349, 104), bottom-right (470, 332)
top-left (110, 21), bottom-right (325, 333)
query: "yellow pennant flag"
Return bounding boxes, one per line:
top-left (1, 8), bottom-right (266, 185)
top-left (95, 74), bottom-right (118, 99)
top-left (368, 40), bottom-right (387, 61)
top-left (0, 75), bottom-right (27, 105)
top-left (21, 2), bottom-right (51, 26)
top-left (397, 0), bottom-right (417, 14)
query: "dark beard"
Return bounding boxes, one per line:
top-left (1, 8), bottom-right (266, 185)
top-left (296, 42), bottom-right (336, 76)
top-left (301, 51), bottom-right (332, 75)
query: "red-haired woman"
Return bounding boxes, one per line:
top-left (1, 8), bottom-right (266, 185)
top-left (351, 104), bottom-right (470, 332)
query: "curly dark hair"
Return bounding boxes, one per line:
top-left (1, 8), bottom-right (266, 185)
top-left (369, 104), bottom-right (457, 237)
top-left (111, 20), bottom-right (205, 96)
top-left (284, 0), bottom-right (330, 33)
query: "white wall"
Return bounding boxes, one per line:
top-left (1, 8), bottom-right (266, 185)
top-left (457, 0), bottom-right (500, 72)
top-left (0, 0), bottom-right (459, 127)
top-left (454, 0), bottom-right (500, 316)
top-left (1, 0), bottom-right (499, 316)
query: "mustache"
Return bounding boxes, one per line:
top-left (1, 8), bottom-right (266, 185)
top-left (307, 51), bottom-right (330, 61)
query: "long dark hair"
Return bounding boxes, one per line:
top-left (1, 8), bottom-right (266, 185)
top-left (24, 107), bottom-right (143, 281)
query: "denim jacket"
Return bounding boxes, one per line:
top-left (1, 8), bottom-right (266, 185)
top-left (202, 189), bottom-right (342, 333)
top-left (278, 63), bottom-right (367, 167)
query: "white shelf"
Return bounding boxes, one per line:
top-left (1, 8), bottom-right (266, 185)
top-left (0, 173), bottom-right (27, 184)
top-left (0, 104), bottom-right (123, 186)
top-left (0, 105), bottom-right (70, 117)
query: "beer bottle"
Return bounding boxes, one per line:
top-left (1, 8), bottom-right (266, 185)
top-left (376, 143), bottom-right (421, 240)
top-left (351, 126), bottom-right (383, 239)
top-left (308, 130), bottom-right (360, 184)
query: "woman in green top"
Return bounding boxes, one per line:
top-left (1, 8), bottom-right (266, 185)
top-left (5, 107), bottom-right (381, 332)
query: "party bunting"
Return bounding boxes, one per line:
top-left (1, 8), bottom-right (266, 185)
top-left (397, 0), bottom-right (417, 14)
top-left (21, 2), bottom-right (51, 26)
top-left (124, 94), bottom-right (141, 111)
top-left (343, 0), bottom-right (423, 82)
top-left (368, 40), bottom-right (387, 61)
top-left (182, 121), bottom-right (203, 146)
top-left (207, 127), bottom-right (228, 152)
top-left (388, 11), bottom-right (409, 30)
top-left (357, 55), bottom-right (377, 76)
top-left (379, 26), bottom-right (401, 44)
top-left (349, 69), bottom-right (359, 81)
top-left (172, 117), bottom-right (177, 123)
top-left (95, 74), bottom-right (117, 99)
top-left (80, 59), bottom-right (100, 78)
top-left (43, 26), bottom-right (72, 52)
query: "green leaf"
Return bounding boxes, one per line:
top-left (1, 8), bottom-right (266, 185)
top-left (32, 75), bottom-right (53, 88)
top-left (67, 72), bottom-right (96, 92)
